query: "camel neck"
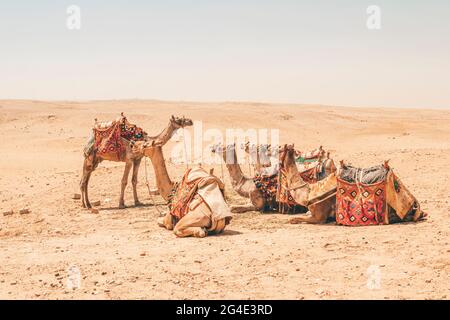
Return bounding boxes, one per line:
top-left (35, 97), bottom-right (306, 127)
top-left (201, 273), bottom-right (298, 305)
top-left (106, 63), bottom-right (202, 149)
top-left (153, 121), bottom-right (177, 146)
top-left (223, 149), bottom-right (248, 187)
top-left (149, 147), bottom-right (174, 201)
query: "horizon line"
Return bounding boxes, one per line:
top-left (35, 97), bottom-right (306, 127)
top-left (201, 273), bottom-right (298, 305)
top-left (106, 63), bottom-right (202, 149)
top-left (1, 98), bottom-right (450, 111)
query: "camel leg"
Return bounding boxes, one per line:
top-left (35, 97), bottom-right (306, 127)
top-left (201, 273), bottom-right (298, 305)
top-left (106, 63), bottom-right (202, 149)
top-left (132, 158), bottom-right (143, 206)
top-left (119, 161), bottom-right (133, 209)
top-left (230, 204), bottom-right (258, 213)
top-left (173, 205), bottom-right (211, 238)
top-left (80, 157), bottom-right (95, 208)
top-left (289, 195), bottom-right (336, 224)
top-left (288, 211), bottom-right (327, 224)
top-left (157, 212), bottom-right (174, 230)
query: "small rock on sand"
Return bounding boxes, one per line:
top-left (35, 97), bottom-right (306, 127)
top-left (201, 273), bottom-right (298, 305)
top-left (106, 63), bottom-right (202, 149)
top-left (72, 193), bottom-right (81, 200)
top-left (91, 200), bottom-right (101, 207)
top-left (3, 210), bottom-right (14, 216)
top-left (19, 209), bottom-right (31, 215)
top-left (90, 208), bottom-right (99, 214)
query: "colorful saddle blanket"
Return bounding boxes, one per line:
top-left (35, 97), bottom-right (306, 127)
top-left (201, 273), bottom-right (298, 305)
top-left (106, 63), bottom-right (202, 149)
top-left (295, 146), bottom-right (327, 183)
top-left (84, 115), bottom-right (147, 161)
top-left (336, 164), bottom-right (424, 226)
top-left (253, 148), bottom-right (325, 212)
top-left (253, 174), bottom-right (278, 208)
top-left (276, 169), bottom-right (298, 208)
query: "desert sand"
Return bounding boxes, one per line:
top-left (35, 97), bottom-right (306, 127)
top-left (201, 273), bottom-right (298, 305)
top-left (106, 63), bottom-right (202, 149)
top-left (0, 99), bottom-right (449, 299)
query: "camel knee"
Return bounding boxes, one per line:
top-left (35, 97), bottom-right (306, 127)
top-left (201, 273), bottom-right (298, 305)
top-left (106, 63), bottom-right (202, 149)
top-left (174, 226), bottom-right (207, 238)
top-left (158, 216), bottom-right (173, 230)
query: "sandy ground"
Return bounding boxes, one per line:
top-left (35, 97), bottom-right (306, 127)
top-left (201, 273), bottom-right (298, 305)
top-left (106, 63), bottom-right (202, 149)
top-left (0, 100), bottom-right (449, 300)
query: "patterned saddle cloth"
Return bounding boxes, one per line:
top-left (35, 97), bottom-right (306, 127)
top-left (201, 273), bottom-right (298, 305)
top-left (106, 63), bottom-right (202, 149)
top-left (295, 146), bottom-right (328, 182)
top-left (253, 174), bottom-right (279, 209)
top-left (84, 114), bottom-right (147, 161)
top-left (336, 163), bottom-right (424, 226)
top-left (253, 146), bottom-right (331, 212)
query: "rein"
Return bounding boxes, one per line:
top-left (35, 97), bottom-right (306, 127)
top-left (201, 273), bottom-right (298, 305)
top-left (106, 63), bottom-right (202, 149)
top-left (144, 156), bottom-right (165, 217)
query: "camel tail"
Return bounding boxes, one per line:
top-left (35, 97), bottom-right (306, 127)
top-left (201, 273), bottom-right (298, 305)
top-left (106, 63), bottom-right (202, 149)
top-left (83, 132), bottom-right (95, 158)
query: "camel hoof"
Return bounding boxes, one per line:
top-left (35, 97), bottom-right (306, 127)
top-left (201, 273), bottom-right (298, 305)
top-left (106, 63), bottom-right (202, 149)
top-left (118, 204), bottom-right (126, 209)
top-left (157, 217), bottom-right (165, 228)
top-left (134, 201), bottom-right (144, 207)
top-left (195, 228), bottom-right (207, 238)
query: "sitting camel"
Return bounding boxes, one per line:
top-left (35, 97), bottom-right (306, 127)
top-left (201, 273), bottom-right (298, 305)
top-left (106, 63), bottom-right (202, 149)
top-left (241, 142), bottom-right (273, 174)
top-left (242, 143), bottom-right (336, 180)
top-left (280, 145), bottom-right (338, 224)
top-left (212, 143), bottom-right (336, 214)
top-left (135, 140), bottom-right (232, 238)
top-left (80, 115), bottom-right (193, 209)
top-left (283, 145), bottom-right (425, 225)
top-left (211, 143), bottom-right (270, 213)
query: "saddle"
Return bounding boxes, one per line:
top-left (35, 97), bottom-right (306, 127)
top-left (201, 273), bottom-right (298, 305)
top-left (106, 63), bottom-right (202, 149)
top-left (84, 113), bottom-right (147, 161)
top-left (276, 146), bottom-right (333, 212)
top-left (336, 161), bottom-right (424, 226)
top-left (168, 167), bottom-right (232, 224)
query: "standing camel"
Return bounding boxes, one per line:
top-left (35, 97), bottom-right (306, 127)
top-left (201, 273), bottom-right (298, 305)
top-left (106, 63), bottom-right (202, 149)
top-left (136, 140), bottom-right (232, 238)
top-left (80, 115), bottom-right (193, 209)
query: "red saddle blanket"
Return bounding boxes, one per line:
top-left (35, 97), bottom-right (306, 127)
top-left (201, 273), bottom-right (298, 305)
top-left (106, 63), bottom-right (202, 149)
top-left (93, 116), bottom-right (146, 161)
top-left (336, 177), bottom-right (387, 226)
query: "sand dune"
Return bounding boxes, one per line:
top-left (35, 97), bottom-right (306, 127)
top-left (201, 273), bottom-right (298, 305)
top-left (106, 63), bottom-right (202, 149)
top-left (0, 100), bottom-right (449, 299)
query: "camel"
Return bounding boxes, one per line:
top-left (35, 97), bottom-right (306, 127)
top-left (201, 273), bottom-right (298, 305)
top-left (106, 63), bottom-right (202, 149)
top-left (280, 144), bottom-right (338, 224)
top-left (136, 140), bottom-right (232, 238)
top-left (242, 143), bottom-right (336, 180)
top-left (283, 145), bottom-right (425, 225)
top-left (211, 143), bottom-right (271, 213)
top-left (80, 115), bottom-right (193, 209)
top-left (241, 142), bottom-right (272, 173)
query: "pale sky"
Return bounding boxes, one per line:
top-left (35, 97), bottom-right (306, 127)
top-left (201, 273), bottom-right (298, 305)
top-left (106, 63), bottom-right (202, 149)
top-left (1, 0), bottom-right (449, 108)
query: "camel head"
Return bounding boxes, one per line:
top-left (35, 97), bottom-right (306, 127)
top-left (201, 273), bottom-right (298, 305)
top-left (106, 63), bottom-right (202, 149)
top-left (240, 142), bottom-right (251, 153)
top-left (170, 115), bottom-right (193, 129)
top-left (133, 140), bottom-right (163, 158)
top-left (210, 143), bottom-right (238, 164)
top-left (210, 142), bottom-right (222, 155)
top-left (280, 144), bottom-right (297, 169)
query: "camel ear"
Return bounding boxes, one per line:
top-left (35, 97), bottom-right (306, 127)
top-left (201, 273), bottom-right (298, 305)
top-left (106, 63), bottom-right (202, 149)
top-left (339, 160), bottom-right (346, 169)
top-left (384, 160), bottom-right (390, 169)
top-left (171, 115), bottom-right (175, 121)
